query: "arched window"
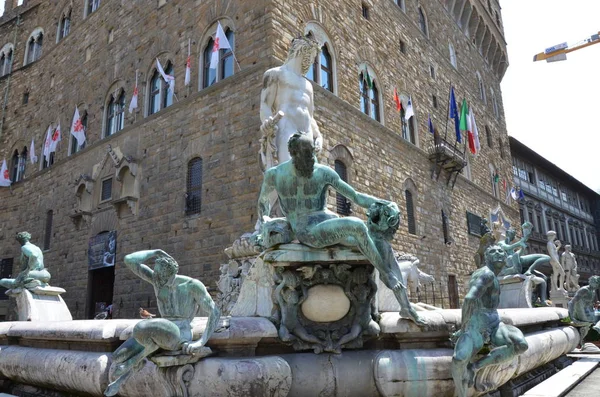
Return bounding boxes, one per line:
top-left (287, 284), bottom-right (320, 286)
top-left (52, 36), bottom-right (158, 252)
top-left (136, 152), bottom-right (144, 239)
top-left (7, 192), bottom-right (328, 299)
top-left (148, 60), bottom-right (174, 115)
top-left (492, 90), bottom-right (499, 118)
top-left (498, 138), bottom-right (504, 159)
top-left (359, 71), bottom-right (380, 122)
top-left (25, 29), bottom-right (43, 65)
top-left (57, 10), bottom-right (71, 42)
top-left (489, 164), bottom-right (499, 198)
top-left (105, 90), bottom-right (125, 137)
top-left (400, 94), bottom-right (416, 145)
top-left (0, 44), bottom-right (13, 76)
top-left (11, 149), bottom-right (19, 181)
top-left (162, 62), bottom-right (174, 109)
top-left (201, 27), bottom-right (235, 89)
top-left (186, 157), bottom-right (203, 215)
top-left (86, 0), bottom-right (101, 17)
top-left (70, 109), bottom-right (87, 155)
top-left (418, 6), bottom-right (429, 37)
top-left (405, 190), bottom-right (416, 235)
top-left (44, 210), bottom-right (53, 250)
top-left (449, 43), bottom-right (457, 68)
top-left (335, 160), bottom-right (351, 215)
top-left (485, 125), bottom-right (493, 147)
top-left (396, 0), bottom-right (406, 12)
top-left (307, 43), bottom-right (334, 92)
top-left (149, 69), bottom-right (161, 115)
top-left (476, 72), bottom-right (486, 103)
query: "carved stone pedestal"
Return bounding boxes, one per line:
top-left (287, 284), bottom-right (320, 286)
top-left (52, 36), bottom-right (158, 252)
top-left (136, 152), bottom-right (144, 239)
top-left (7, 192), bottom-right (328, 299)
top-left (232, 244), bottom-right (379, 353)
top-left (498, 275), bottom-right (534, 309)
top-left (7, 286), bottom-right (72, 321)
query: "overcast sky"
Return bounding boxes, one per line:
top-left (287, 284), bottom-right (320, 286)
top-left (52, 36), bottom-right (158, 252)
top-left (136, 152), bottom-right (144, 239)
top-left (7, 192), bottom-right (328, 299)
top-left (501, 0), bottom-right (600, 193)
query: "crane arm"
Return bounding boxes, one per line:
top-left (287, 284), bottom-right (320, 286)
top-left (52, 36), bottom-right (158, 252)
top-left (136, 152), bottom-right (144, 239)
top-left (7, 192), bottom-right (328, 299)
top-left (533, 32), bottom-right (600, 62)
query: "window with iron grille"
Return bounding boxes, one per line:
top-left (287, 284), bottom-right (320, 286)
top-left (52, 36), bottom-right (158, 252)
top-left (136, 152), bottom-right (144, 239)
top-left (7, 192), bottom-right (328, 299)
top-left (405, 190), bottom-right (416, 235)
top-left (335, 160), bottom-right (351, 216)
top-left (44, 210), bottom-right (53, 250)
top-left (466, 211), bottom-right (482, 237)
top-left (101, 178), bottom-right (112, 202)
top-left (186, 157), bottom-right (203, 215)
top-left (442, 210), bottom-right (450, 244)
top-left (0, 258), bottom-right (13, 300)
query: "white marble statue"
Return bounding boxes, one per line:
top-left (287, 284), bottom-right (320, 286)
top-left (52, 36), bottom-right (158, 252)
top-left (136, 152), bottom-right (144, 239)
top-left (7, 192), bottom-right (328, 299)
top-left (259, 34), bottom-right (323, 170)
top-left (546, 231), bottom-right (566, 293)
top-left (561, 244), bottom-right (580, 293)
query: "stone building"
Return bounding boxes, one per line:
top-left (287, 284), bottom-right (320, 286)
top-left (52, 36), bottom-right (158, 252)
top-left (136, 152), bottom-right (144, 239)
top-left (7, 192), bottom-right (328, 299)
top-left (0, 0), bottom-right (515, 319)
top-left (510, 136), bottom-right (600, 284)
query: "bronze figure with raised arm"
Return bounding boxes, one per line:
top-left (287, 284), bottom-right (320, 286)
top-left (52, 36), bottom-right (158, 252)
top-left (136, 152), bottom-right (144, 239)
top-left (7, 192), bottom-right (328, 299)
top-left (104, 249), bottom-right (220, 396)
top-left (256, 132), bottom-right (423, 325)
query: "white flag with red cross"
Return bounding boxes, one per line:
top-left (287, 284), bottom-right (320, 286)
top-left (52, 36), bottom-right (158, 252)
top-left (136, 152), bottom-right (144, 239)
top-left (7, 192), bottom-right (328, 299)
top-left (129, 77), bottom-right (138, 114)
top-left (156, 58), bottom-right (175, 92)
top-left (210, 22), bottom-right (232, 69)
top-left (0, 159), bottom-right (11, 187)
top-left (47, 123), bottom-right (61, 156)
top-left (185, 39), bottom-right (191, 86)
top-left (71, 107), bottom-right (86, 148)
top-left (43, 125), bottom-right (52, 160)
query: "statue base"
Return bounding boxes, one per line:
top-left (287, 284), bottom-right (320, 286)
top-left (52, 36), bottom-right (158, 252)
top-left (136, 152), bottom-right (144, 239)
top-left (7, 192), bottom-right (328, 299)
top-left (231, 243), bottom-right (379, 352)
top-left (498, 275), bottom-right (534, 309)
top-left (549, 289), bottom-right (570, 309)
top-left (7, 286), bottom-right (72, 322)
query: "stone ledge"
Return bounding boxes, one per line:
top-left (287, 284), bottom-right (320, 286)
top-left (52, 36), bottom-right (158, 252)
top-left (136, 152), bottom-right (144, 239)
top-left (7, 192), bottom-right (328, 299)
top-left (522, 357), bottom-right (600, 397)
top-left (379, 307), bottom-right (569, 335)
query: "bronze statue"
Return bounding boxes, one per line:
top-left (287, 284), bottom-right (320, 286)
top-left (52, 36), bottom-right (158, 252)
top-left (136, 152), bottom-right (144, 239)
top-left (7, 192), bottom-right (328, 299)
top-left (0, 232), bottom-right (51, 290)
top-left (256, 132), bottom-right (423, 324)
top-left (104, 249), bottom-right (220, 396)
top-left (452, 245), bottom-right (529, 397)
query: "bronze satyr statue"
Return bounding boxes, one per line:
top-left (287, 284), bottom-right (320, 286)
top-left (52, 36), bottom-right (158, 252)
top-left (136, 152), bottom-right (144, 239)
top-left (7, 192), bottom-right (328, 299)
top-left (104, 250), bottom-right (220, 396)
top-left (452, 245), bottom-right (529, 397)
top-left (256, 132), bottom-right (423, 325)
top-left (0, 232), bottom-right (51, 290)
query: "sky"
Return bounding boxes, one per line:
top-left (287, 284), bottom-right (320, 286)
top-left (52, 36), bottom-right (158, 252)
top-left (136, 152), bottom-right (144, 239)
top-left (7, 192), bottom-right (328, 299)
top-left (501, 0), bottom-right (600, 193)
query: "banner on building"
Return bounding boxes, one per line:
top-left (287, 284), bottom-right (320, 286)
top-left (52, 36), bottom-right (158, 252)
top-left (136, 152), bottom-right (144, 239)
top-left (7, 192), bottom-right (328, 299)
top-left (88, 231), bottom-right (117, 270)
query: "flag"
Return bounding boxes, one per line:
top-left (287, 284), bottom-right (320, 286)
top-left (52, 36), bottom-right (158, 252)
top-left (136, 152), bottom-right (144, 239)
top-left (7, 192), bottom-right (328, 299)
top-left (48, 122), bottom-right (61, 155)
top-left (156, 58), bottom-right (175, 92)
top-left (0, 159), bottom-right (10, 187)
top-left (459, 99), bottom-right (469, 145)
top-left (185, 40), bottom-right (191, 86)
top-left (70, 107), bottom-right (86, 148)
top-left (43, 125), bottom-right (52, 160)
top-left (449, 86), bottom-right (461, 143)
top-left (466, 107), bottom-right (476, 154)
top-left (470, 108), bottom-right (480, 154)
top-left (518, 188), bottom-right (525, 201)
top-left (510, 187), bottom-right (518, 200)
top-left (30, 138), bottom-right (37, 164)
top-left (493, 174), bottom-right (499, 184)
top-left (502, 179), bottom-right (507, 192)
top-left (210, 22), bottom-right (232, 69)
top-left (129, 83), bottom-right (138, 114)
top-left (393, 88), bottom-right (401, 112)
top-left (184, 55), bottom-right (191, 86)
top-left (404, 96), bottom-right (414, 121)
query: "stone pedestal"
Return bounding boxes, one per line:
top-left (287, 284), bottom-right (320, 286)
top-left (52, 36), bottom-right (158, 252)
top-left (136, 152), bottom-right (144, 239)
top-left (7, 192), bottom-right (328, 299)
top-left (498, 275), bottom-right (534, 309)
top-left (7, 286), bottom-right (72, 322)
top-left (231, 244), bottom-right (379, 352)
top-left (549, 289), bottom-right (569, 309)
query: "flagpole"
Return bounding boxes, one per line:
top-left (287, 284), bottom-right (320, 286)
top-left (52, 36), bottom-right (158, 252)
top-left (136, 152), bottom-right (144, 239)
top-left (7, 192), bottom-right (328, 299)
top-left (443, 83), bottom-right (451, 142)
top-left (187, 38), bottom-right (192, 96)
top-left (134, 70), bottom-right (138, 123)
